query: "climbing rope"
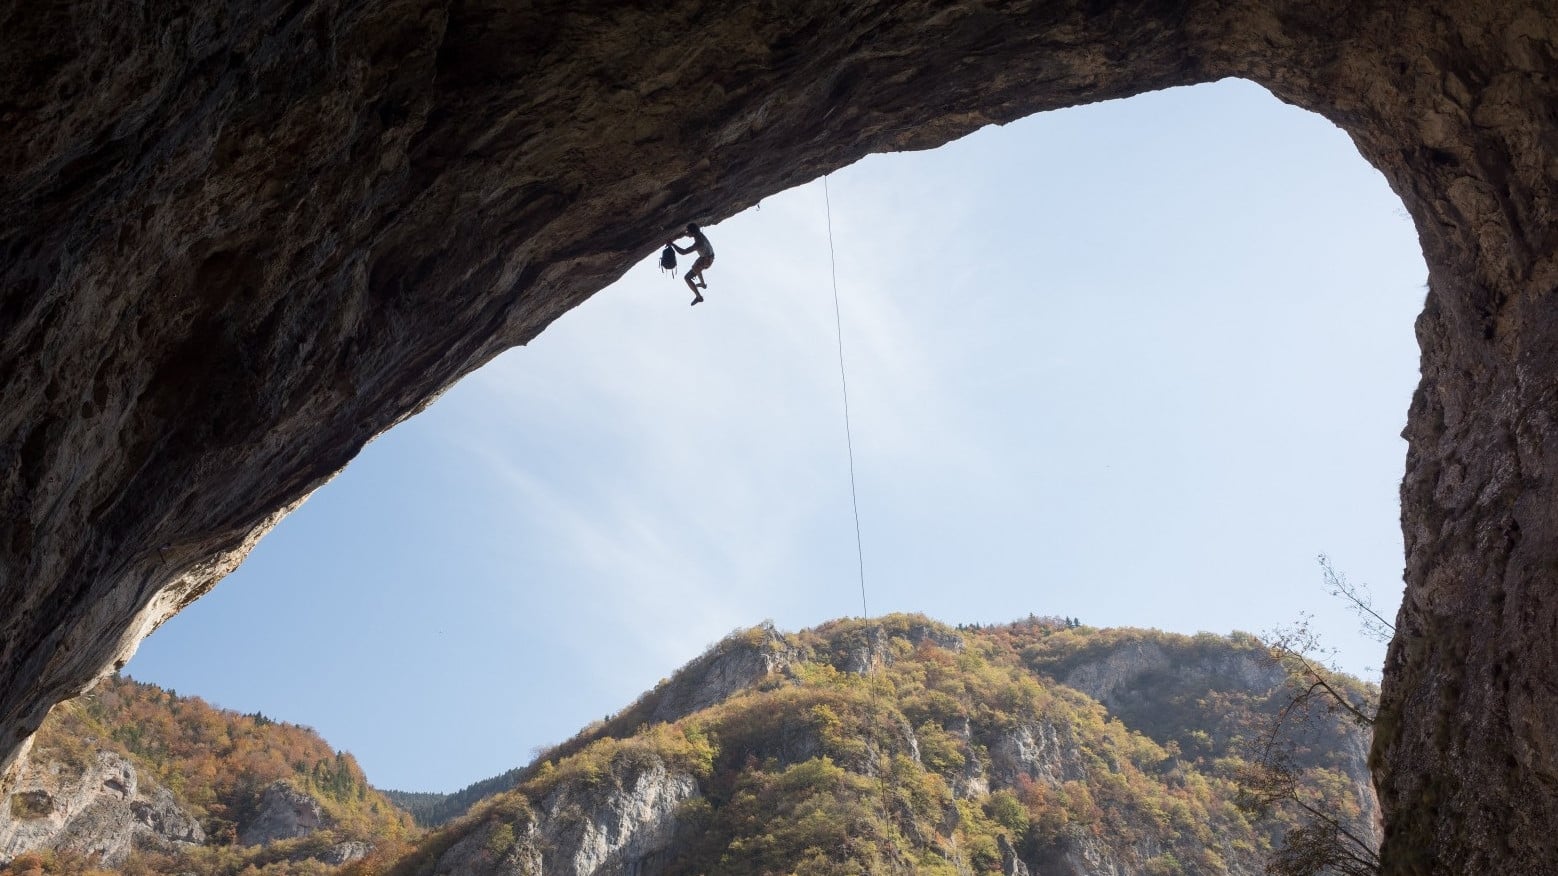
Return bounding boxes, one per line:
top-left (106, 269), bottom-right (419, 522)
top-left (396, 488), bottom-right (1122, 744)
top-left (823, 175), bottom-right (869, 622)
top-left (823, 188), bottom-right (903, 869)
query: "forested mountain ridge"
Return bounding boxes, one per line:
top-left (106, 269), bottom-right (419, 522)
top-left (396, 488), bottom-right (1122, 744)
top-left (383, 771), bottom-right (525, 831)
top-left (390, 615), bottom-right (1377, 876)
top-left (0, 676), bottom-right (416, 875)
top-left (384, 621), bottom-right (805, 831)
top-left (0, 616), bottom-right (1375, 875)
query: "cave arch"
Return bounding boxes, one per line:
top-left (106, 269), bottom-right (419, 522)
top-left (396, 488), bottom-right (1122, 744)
top-left (129, 78), bottom-right (1425, 798)
top-left (2, 1), bottom-right (1555, 872)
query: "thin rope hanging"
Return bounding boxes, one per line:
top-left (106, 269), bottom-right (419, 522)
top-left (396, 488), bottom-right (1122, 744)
top-left (820, 209), bottom-right (905, 866)
top-left (824, 175), bottom-right (869, 622)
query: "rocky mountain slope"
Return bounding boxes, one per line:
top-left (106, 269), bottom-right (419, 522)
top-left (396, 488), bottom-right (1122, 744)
top-left (0, 615), bottom-right (1376, 875)
top-left (0, 676), bottom-right (415, 875)
top-left (3, 1), bottom-right (1554, 868)
top-left (384, 623), bottom-right (807, 831)
top-left (388, 615), bottom-right (1377, 876)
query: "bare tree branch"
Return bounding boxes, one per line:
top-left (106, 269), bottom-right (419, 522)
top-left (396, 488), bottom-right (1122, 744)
top-left (1234, 559), bottom-right (1386, 876)
top-left (1318, 554), bottom-right (1395, 645)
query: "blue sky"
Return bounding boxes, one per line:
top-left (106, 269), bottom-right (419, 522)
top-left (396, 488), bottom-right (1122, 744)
top-left (127, 79), bottom-right (1426, 793)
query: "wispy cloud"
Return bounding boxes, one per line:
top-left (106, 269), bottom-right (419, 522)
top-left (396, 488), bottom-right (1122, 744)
top-left (125, 81), bottom-right (1424, 793)
top-left (430, 177), bottom-right (1009, 671)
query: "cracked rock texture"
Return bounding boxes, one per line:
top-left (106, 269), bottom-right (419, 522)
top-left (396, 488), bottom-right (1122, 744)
top-left (646, 623), bottom-right (801, 725)
top-left (239, 780), bottom-right (330, 846)
top-left (0, 750), bottom-right (205, 867)
top-left (433, 758), bottom-right (699, 876)
top-left (1, 1), bottom-right (1554, 872)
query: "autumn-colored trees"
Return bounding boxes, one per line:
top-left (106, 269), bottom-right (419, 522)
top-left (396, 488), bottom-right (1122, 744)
top-left (7, 676), bottom-right (415, 876)
top-left (394, 615), bottom-right (1374, 876)
top-left (5, 615), bottom-right (1375, 875)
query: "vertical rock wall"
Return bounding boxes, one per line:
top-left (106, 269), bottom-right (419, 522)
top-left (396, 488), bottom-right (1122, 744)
top-left (3, 1), bottom-right (1556, 871)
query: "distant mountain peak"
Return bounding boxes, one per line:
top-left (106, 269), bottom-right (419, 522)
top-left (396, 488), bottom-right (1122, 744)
top-left (389, 616), bottom-right (1378, 876)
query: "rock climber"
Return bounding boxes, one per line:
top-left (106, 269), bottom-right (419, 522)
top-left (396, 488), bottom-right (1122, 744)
top-left (668, 223), bottom-right (714, 305)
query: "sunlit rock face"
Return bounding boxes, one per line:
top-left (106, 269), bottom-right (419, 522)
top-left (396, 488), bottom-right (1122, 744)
top-left (0, 751), bottom-right (205, 866)
top-left (1, 1), bottom-right (1553, 871)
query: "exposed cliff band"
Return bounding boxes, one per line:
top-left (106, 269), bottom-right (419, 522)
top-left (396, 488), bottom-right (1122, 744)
top-left (2, 2), bottom-right (1555, 872)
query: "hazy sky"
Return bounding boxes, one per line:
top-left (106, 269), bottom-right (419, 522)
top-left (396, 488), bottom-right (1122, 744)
top-left (127, 79), bottom-right (1426, 793)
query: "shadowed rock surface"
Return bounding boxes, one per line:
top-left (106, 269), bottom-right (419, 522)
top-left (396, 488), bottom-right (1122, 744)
top-left (2, 1), bottom-right (1555, 872)
top-left (239, 781), bottom-right (330, 847)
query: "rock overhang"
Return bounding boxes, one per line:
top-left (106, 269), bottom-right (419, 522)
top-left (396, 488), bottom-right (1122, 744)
top-left (2, 1), bottom-right (1556, 872)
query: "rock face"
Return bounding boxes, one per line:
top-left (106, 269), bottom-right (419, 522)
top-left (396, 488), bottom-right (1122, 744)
top-left (997, 834), bottom-right (1031, 876)
top-left (838, 621), bottom-right (966, 675)
top-left (1062, 640), bottom-right (1285, 711)
top-left (988, 721), bottom-right (1087, 789)
top-left (1057, 638), bottom-right (1384, 860)
top-left (2, 1), bottom-right (1556, 872)
top-left (646, 624), bottom-right (800, 725)
top-left (0, 750), bottom-right (205, 866)
top-left (994, 711), bottom-right (1237, 876)
top-left (407, 619), bottom-right (1369, 876)
top-left (239, 780), bottom-right (330, 846)
top-left (535, 762), bottom-right (698, 876)
top-left (322, 839), bottom-right (374, 865)
top-left (434, 759), bottom-right (699, 876)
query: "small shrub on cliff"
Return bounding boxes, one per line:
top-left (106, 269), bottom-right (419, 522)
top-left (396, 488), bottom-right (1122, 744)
top-left (8, 791), bottom-right (52, 820)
